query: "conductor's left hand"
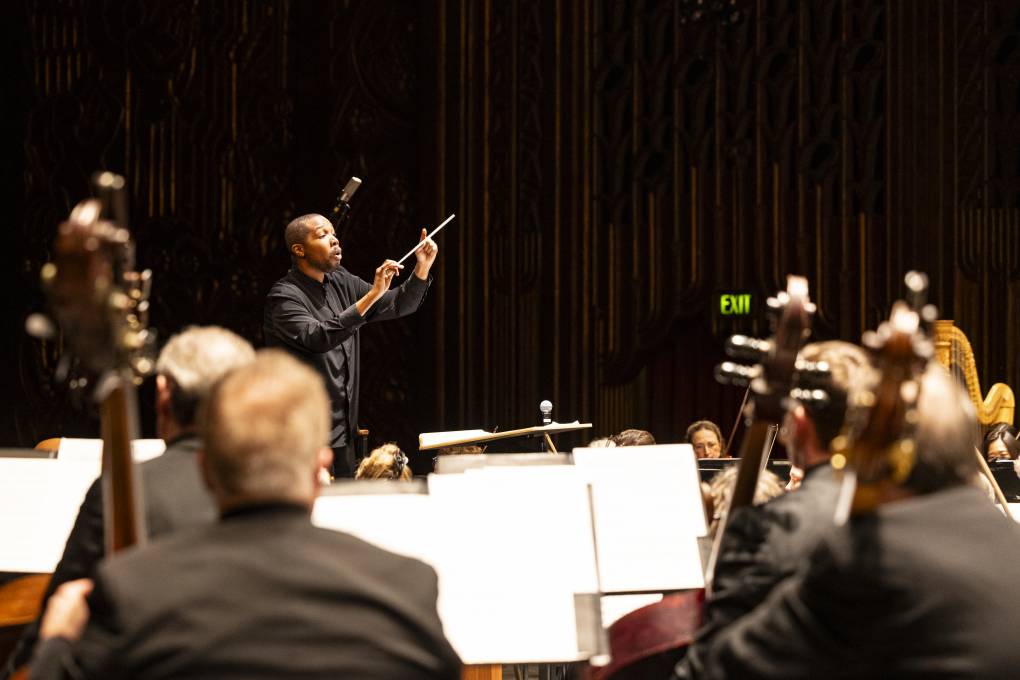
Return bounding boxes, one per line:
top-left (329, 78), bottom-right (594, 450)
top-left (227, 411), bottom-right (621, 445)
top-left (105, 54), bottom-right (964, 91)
top-left (414, 228), bottom-right (439, 279)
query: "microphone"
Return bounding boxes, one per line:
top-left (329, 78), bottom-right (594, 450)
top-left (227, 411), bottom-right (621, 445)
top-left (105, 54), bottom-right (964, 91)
top-left (540, 400), bottom-right (553, 426)
top-left (539, 400), bottom-right (553, 452)
top-left (329, 176), bottom-right (362, 234)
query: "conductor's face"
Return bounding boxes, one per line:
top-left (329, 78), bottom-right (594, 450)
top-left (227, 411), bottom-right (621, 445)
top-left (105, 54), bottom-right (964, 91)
top-left (299, 216), bottom-right (342, 273)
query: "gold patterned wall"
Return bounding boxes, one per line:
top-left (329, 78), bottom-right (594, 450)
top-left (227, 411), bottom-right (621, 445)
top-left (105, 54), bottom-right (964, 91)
top-left (7, 0), bottom-right (432, 453)
top-left (5, 1), bottom-right (1020, 455)
top-left (430, 0), bottom-right (1020, 446)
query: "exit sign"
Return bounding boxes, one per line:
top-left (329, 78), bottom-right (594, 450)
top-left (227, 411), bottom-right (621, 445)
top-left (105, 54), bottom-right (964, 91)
top-left (719, 292), bottom-right (752, 315)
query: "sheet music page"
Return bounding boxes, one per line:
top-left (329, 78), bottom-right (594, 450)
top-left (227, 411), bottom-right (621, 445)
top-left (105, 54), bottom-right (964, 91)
top-left (426, 470), bottom-right (600, 663)
top-left (312, 470), bottom-right (601, 663)
top-left (311, 493), bottom-right (435, 563)
top-left (600, 593), bottom-right (664, 627)
top-left (58, 438), bottom-right (167, 466)
top-left (0, 459), bottom-right (100, 572)
top-left (1007, 503), bottom-right (1020, 522)
top-left (572, 444), bottom-right (707, 593)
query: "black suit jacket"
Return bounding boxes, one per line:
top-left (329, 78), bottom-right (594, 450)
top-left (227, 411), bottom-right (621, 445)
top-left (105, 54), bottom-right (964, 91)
top-left (676, 485), bottom-right (1020, 679)
top-left (4, 436), bottom-right (215, 675)
top-left (692, 464), bottom-right (839, 649)
top-left (30, 505), bottom-right (461, 680)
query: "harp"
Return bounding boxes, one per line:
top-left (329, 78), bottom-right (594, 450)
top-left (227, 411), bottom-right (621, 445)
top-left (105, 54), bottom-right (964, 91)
top-left (932, 320), bottom-right (1015, 429)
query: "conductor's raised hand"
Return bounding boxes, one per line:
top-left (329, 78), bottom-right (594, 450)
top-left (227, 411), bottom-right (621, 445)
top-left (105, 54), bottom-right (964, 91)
top-left (371, 259), bottom-right (403, 296)
top-left (414, 228), bottom-right (439, 279)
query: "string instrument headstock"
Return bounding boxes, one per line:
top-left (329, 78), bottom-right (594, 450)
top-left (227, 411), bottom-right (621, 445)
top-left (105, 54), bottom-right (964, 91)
top-left (31, 171), bottom-right (153, 554)
top-left (715, 275), bottom-right (824, 424)
top-left (33, 172), bottom-right (155, 386)
top-left (705, 276), bottom-right (818, 593)
top-left (833, 272), bottom-right (934, 518)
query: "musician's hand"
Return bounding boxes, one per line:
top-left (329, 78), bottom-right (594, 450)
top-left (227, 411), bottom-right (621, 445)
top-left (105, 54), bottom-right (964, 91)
top-left (786, 465), bottom-right (804, 492)
top-left (39, 579), bottom-right (93, 642)
top-left (414, 228), bottom-right (438, 280)
top-left (371, 260), bottom-right (403, 297)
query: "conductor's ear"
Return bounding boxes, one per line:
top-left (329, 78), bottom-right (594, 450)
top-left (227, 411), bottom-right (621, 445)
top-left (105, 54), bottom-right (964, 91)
top-left (291, 243), bottom-right (305, 259)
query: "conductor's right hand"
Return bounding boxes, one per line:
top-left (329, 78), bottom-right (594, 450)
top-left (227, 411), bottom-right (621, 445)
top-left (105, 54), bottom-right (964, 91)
top-left (371, 259), bottom-right (403, 297)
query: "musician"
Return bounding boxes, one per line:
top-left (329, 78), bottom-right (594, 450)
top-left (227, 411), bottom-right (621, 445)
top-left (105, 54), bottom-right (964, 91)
top-left (5, 326), bottom-right (254, 676)
top-left (703, 465), bottom-right (785, 536)
top-left (30, 350), bottom-right (461, 680)
top-left (679, 341), bottom-right (870, 670)
top-left (685, 421), bottom-right (723, 459)
top-left (614, 428), bottom-right (656, 446)
top-left (263, 214), bottom-right (437, 478)
top-left (985, 422), bottom-right (1020, 462)
top-left (356, 443), bottom-right (412, 481)
top-left (675, 365), bottom-right (1020, 679)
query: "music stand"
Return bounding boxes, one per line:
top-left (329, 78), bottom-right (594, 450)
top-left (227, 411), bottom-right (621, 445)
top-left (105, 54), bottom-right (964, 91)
top-left (419, 422), bottom-right (592, 454)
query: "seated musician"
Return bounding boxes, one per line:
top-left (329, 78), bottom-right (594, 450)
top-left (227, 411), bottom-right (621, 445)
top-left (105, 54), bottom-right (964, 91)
top-left (5, 326), bottom-right (254, 675)
top-left (985, 422), bottom-right (1020, 462)
top-left (29, 350), bottom-right (461, 680)
top-left (685, 421), bottom-right (723, 459)
top-left (436, 444), bottom-right (486, 455)
top-left (587, 437), bottom-right (617, 447)
top-left (680, 341), bottom-right (871, 668)
top-left (614, 428), bottom-right (656, 446)
top-left (356, 443), bottom-right (413, 480)
top-left (703, 465), bottom-right (785, 536)
top-left (674, 365), bottom-right (1020, 679)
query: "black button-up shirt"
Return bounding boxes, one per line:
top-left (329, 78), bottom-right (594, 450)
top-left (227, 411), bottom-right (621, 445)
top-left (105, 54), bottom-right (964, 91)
top-left (262, 265), bottom-right (430, 447)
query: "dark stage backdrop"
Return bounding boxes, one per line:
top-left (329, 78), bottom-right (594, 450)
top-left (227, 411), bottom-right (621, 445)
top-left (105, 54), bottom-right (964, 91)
top-left (4, 0), bottom-right (1020, 469)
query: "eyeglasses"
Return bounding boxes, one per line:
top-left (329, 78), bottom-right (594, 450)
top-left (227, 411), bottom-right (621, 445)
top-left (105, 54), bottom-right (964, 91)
top-left (693, 442), bottom-right (720, 452)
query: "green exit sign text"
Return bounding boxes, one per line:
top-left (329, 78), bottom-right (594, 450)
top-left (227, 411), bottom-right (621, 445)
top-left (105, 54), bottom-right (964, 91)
top-left (719, 292), bottom-right (752, 315)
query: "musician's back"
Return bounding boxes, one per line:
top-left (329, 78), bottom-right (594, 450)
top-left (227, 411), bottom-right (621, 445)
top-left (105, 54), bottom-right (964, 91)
top-left (32, 506), bottom-right (460, 680)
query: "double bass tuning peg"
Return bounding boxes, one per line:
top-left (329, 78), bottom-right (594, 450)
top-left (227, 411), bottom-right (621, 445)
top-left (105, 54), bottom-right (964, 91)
top-left (726, 335), bottom-right (772, 362)
top-left (25, 313), bottom-right (57, 340)
top-left (715, 361), bottom-right (760, 387)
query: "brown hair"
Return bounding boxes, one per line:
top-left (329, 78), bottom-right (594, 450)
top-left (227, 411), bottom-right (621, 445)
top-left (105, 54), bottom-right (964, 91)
top-left (797, 341), bottom-right (873, 449)
top-left (436, 445), bottom-right (486, 456)
top-left (685, 420), bottom-right (722, 445)
top-left (706, 465), bottom-right (786, 534)
top-left (614, 429), bottom-right (656, 447)
top-left (356, 443), bottom-right (412, 481)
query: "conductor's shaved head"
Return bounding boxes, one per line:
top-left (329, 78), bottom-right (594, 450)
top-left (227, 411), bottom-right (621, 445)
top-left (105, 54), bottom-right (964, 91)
top-left (285, 214), bottom-right (323, 251)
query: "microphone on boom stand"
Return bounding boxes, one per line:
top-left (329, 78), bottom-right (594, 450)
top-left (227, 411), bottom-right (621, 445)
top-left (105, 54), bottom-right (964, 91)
top-left (330, 176), bottom-right (362, 242)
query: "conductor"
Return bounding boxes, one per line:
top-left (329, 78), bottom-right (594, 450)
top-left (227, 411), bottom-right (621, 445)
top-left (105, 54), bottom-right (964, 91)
top-left (263, 213), bottom-right (437, 477)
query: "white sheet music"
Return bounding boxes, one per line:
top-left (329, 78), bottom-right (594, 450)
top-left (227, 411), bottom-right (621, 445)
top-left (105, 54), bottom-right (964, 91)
top-left (311, 470), bottom-right (601, 664)
top-left (572, 444), bottom-right (707, 593)
top-left (58, 438), bottom-right (166, 466)
top-left (1007, 503), bottom-right (1020, 522)
top-left (600, 593), bottom-right (664, 627)
top-left (427, 470), bottom-right (599, 663)
top-left (312, 492), bottom-right (435, 563)
top-left (0, 459), bottom-right (99, 573)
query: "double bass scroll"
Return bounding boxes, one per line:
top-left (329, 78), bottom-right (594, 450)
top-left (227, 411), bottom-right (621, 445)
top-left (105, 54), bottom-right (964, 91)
top-left (8, 172), bottom-right (156, 680)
